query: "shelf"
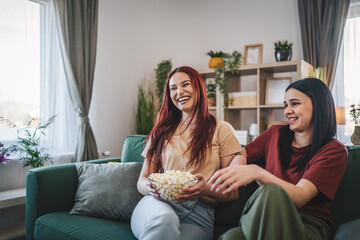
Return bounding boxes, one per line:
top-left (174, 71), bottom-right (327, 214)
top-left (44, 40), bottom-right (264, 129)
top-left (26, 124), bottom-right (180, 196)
top-left (202, 60), bottom-right (312, 135)
top-left (228, 106), bottom-right (257, 110)
top-left (260, 104), bottom-right (284, 109)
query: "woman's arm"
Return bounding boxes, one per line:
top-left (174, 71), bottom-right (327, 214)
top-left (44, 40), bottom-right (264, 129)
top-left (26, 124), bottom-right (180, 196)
top-left (176, 153), bottom-right (241, 203)
top-left (208, 163), bottom-right (318, 208)
top-left (137, 158), bottom-right (159, 198)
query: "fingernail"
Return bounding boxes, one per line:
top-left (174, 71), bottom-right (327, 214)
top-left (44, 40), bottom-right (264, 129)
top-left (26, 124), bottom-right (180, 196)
top-left (216, 188), bottom-right (219, 192)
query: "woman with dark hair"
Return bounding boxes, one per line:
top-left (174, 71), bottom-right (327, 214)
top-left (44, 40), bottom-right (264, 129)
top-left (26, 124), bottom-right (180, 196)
top-left (209, 78), bottom-right (347, 240)
top-left (131, 66), bottom-right (242, 240)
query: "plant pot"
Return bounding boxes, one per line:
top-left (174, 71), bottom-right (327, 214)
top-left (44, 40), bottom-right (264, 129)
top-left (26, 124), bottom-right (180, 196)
top-left (275, 50), bottom-right (292, 62)
top-left (351, 126), bottom-right (360, 145)
top-left (208, 97), bottom-right (216, 107)
top-left (209, 57), bottom-right (224, 69)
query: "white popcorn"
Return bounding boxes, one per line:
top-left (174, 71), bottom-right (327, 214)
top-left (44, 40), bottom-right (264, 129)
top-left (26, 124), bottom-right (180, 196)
top-left (148, 170), bottom-right (197, 201)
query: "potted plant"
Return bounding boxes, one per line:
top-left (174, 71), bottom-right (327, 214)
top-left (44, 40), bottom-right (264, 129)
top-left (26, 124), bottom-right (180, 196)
top-left (206, 51), bottom-right (227, 69)
top-left (274, 40), bottom-right (293, 62)
top-left (13, 116), bottom-right (56, 168)
top-left (135, 81), bottom-right (156, 135)
top-left (206, 83), bottom-right (216, 106)
top-left (0, 116), bottom-right (56, 168)
top-left (350, 104), bottom-right (360, 145)
top-left (155, 59), bottom-right (172, 109)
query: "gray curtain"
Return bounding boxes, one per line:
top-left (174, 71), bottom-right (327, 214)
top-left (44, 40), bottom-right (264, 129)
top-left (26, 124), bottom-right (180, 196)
top-left (54, 0), bottom-right (99, 161)
top-left (298, 0), bottom-right (350, 89)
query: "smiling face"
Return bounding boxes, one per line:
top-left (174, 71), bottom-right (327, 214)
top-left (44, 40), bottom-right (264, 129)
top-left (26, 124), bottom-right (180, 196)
top-left (284, 88), bottom-right (313, 134)
top-left (169, 72), bottom-right (196, 116)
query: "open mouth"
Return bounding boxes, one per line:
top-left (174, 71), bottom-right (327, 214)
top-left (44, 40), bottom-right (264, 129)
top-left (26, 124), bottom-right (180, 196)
top-left (178, 97), bottom-right (190, 104)
top-left (288, 117), bottom-right (298, 124)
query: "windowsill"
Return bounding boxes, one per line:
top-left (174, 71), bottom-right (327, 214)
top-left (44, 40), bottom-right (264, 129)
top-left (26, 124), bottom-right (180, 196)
top-left (0, 188), bottom-right (26, 209)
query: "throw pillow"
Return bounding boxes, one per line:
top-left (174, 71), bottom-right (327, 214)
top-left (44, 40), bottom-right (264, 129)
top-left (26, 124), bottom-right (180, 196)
top-left (69, 162), bottom-right (143, 221)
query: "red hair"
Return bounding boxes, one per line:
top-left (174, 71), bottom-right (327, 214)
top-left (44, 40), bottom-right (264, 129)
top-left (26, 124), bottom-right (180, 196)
top-left (146, 66), bottom-right (216, 172)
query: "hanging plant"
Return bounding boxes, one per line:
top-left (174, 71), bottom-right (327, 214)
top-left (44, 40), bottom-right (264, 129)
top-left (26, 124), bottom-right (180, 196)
top-left (211, 50), bottom-right (242, 111)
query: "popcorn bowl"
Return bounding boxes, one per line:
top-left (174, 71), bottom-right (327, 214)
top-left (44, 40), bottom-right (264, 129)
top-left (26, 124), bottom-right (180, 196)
top-left (148, 171), bottom-right (198, 201)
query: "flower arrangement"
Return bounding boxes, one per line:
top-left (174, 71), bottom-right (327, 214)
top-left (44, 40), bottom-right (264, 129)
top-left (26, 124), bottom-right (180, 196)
top-left (350, 104), bottom-right (360, 126)
top-left (0, 143), bottom-right (17, 164)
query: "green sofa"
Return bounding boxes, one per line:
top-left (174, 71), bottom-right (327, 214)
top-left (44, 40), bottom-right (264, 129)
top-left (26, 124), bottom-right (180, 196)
top-left (26, 135), bottom-right (360, 240)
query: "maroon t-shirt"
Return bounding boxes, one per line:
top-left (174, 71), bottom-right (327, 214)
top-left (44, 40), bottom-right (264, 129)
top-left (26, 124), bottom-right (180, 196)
top-left (245, 125), bottom-right (347, 227)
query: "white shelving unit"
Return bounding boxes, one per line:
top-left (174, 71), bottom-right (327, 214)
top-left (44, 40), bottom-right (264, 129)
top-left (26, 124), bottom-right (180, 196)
top-left (201, 60), bottom-right (313, 135)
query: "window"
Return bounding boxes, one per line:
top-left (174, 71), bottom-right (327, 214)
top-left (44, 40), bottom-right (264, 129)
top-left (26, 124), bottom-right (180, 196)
top-left (0, 0), bottom-right (41, 141)
top-left (0, 0), bottom-right (77, 154)
top-left (343, 16), bottom-right (360, 135)
top-left (333, 0), bottom-right (360, 144)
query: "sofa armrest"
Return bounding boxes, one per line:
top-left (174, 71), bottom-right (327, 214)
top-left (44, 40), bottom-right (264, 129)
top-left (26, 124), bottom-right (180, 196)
top-left (26, 163), bottom-right (78, 240)
top-left (25, 157), bottom-right (122, 240)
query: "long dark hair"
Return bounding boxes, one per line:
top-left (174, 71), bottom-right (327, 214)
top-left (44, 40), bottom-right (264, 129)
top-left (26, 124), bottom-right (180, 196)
top-left (278, 78), bottom-right (336, 173)
top-left (146, 66), bottom-right (216, 172)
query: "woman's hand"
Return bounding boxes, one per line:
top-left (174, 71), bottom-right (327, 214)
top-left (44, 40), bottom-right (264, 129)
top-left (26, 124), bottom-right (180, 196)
top-left (208, 164), bottom-right (261, 194)
top-left (146, 179), bottom-right (160, 199)
top-left (175, 174), bottom-right (210, 203)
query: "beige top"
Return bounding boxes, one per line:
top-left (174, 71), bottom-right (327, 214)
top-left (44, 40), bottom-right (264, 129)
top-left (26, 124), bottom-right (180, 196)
top-left (142, 119), bottom-right (241, 204)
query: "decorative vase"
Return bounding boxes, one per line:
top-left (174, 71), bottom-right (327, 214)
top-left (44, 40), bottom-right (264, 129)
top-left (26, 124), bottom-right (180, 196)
top-left (351, 126), bottom-right (360, 145)
top-left (275, 50), bottom-right (292, 62)
top-left (209, 57), bottom-right (224, 69)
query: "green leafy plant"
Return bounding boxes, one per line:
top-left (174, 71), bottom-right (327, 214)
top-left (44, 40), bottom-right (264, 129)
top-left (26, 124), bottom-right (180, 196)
top-left (212, 50), bottom-right (242, 111)
top-left (155, 59), bottom-right (172, 108)
top-left (136, 81), bottom-right (156, 135)
top-left (274, 40), bottom-right (293, 51)
top-left (206, 50), bottom-right (227, 58)
top-left (13, 115), bottom-right (56, 168)
top-left (206, 83), bottom-right (216, 98)
top-left (350, 104), bottom-right (360, 126)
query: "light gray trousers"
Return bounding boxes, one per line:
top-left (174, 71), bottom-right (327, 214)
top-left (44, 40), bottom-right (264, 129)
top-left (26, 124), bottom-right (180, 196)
top-left (130, 196), bottom-right (214, 240)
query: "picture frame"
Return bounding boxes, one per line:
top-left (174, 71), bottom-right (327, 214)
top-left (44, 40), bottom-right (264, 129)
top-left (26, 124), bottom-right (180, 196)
top-left (244, 44), bottom-right (263, 65)
top-left (265, 77), bottom-right (292, 105)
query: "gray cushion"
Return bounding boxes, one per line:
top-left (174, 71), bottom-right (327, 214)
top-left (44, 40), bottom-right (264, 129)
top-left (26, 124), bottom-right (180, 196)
top-left (69, 162), bottom-right (143, 221)
top-left (334, 218), bottom-right (360, 240)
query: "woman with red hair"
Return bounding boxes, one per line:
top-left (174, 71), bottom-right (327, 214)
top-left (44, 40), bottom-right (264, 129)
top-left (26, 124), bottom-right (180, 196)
top-left (130, 66), bottom-right (242, 240)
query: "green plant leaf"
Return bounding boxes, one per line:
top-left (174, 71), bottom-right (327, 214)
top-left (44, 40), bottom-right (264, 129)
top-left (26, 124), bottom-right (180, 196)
top-left (155, 59), bottom-right (172, 108)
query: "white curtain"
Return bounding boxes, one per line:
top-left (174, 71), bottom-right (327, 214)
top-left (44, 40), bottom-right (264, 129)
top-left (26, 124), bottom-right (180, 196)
top-left (39, 0), bottom-right (77, 154)
top-left (332, 0), bottom-right (360, 144)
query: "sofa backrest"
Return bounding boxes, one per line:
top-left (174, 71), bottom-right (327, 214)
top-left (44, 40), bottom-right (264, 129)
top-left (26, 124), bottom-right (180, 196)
top-left (121, 135), bottom-right (146, 163)
top-left (332, 145), bottom-right (360, 225)
top-left (120, 135), bottom-right (360, 226)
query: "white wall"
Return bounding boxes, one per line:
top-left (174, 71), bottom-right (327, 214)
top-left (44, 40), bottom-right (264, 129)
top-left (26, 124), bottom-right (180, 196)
top-left (91, 0), bottom-right (303, 157)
